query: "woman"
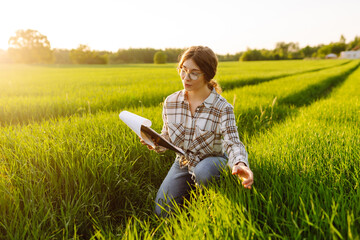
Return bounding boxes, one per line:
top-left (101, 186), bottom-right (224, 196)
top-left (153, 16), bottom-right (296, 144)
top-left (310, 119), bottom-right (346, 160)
top-left (141, 46), bottom-right (253, 217)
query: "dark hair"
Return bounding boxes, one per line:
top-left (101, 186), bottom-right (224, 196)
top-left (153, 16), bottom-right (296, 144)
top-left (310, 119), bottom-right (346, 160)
top-left (178, 46), bottom-right (222, 94)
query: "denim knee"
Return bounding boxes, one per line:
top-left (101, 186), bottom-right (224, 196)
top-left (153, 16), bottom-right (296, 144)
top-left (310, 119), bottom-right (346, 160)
top-left (154, 160), bottom-right (193, 217)
top-left (154, 192), bottom-right (174, 218)
top-left (193, 156), bottom-right (227, 186)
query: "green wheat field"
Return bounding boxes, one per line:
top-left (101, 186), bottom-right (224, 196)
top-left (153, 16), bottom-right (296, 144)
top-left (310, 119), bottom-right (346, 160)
top-left (0, 59), bottom-right (359, 239)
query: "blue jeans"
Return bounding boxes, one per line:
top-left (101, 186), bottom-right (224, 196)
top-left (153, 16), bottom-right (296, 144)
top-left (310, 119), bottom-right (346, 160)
top-left (154, 156), bottom-right (227, 217)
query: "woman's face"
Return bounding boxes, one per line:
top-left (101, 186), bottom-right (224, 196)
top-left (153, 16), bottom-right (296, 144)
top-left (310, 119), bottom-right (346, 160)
top-left (180, 58), bottom-right (207, 92)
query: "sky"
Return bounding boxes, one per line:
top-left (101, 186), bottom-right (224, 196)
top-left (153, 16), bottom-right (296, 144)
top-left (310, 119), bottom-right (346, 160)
top-left (0, 0), bottom-right (359, 54)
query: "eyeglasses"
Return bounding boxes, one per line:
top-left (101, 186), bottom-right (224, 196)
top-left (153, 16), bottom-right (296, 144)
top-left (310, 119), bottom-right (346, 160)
top-left (177, 67), bottom-right (204, 81)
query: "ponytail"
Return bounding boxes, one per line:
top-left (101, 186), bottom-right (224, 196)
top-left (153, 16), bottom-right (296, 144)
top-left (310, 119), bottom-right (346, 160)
top-left (208, 79), bottom-right (222, 94)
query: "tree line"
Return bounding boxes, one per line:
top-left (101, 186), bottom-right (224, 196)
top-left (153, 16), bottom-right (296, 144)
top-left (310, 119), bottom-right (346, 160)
top-left (0, 29), bottom-right (359, 64)
top-left (238, 35), bottom-right (360, 61)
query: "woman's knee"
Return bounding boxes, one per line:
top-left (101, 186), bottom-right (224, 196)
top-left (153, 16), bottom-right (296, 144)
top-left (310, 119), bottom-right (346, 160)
top-left (193, 156), bottom-right (227, 186)
top-left (154, 190), bottom-right (173, 217)
top-left (154, 188), bottom-right (191, 217)
top-left (154, 161), bottom-right (193, 217)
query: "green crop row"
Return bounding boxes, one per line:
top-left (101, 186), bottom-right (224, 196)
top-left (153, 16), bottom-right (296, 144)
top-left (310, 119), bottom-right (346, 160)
top-left (0, 64), bottom-right (181, 125)
top-left (218, 59), bottom-right (349, 89)
top-left (0, 108), bottom-right (172, 239)
top-left (223, 60), bottom-right (359, 137)
top-left (0, 60), bottom-right (347, 125)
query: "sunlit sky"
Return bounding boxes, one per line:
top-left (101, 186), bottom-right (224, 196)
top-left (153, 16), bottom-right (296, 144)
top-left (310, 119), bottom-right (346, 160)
top-left (0, 0), bottom-right (359, 54)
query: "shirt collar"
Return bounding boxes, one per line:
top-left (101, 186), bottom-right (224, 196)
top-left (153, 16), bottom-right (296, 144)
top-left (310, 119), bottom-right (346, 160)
top-left (203, 88), bottom-right (218, 108)
top-left (180, 88), bottom-right (218, 108)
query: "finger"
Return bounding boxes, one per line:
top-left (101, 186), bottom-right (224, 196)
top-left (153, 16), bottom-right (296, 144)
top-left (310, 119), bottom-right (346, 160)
top-left (232, 167), bottom-right (245, 175)
top-left (151, 137), bottom-right (158, 145)
top-left (243, 179), bottom-right (253, 188)
top-left (233, 169), bottom-right (248, 179)
top-left (244, 184), bottom-right (252, 189)
top-left (242, 178), bottom-right (253, 185)
top-left (242, 179), bottom-right (253, 187)
top-left (234, 174), bottom-right (245, 182)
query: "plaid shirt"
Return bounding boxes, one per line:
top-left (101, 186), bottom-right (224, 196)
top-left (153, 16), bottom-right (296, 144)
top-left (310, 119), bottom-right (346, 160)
top-left (160, 88), bottom-right (248, 173)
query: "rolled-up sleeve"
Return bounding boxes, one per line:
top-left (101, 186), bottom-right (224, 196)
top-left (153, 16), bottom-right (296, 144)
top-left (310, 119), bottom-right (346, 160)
top-left (220, 106), bottom-right (249, 169)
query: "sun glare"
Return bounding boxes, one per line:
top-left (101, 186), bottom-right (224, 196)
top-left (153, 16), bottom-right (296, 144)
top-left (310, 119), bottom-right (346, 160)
top-left (0, 0), bottom-right (359, 54)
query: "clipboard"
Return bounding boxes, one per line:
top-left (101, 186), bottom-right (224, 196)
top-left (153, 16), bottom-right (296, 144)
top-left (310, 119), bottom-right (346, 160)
top-left (119, 111), bottom-right (185, 155)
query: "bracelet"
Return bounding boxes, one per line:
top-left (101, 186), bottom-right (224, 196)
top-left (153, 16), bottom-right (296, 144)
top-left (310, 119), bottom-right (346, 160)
top-left (235, 162), bottom-right (246, 167)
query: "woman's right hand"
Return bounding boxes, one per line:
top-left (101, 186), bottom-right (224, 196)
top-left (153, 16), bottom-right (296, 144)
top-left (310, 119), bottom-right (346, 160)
top-left (140, 137), bottom-right (155, 150)
top-left (139, 137), bottom-right (161, 152)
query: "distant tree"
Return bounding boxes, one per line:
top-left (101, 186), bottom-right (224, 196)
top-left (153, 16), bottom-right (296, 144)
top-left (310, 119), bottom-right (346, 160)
top-left (164, 48), bottom-right (185, 62)
top-left (273, 42), bottom-right (300, 59)
top-left (53, 49), bottom-right (72, 64)
top-left (239, 42), bottom-right (303, 61)
top-left (300, 45), bottom-right (321, 58)
top-left (217, 52), bottom-right (243, 61)
top-left (317, 42), bottom-right (346, 58)
top-left (109, 49), bottom-right (130, 63)
top-left (129, 48), bottom-right (156, 63)
top-left (239, 50), bottom-right (252, 61)
top-left (70, 45), bottom-right (108, 64)
top-left (340, 35), bottom-right (346, 44)
top-left (8, 29), bottom-right (53, 63)
top-left (331, 42), bottom-right (346, 55)
top-left (110, 48), bottom-right (157, 63)
top-left (70, 45), bottom-right (90, 64)
top-left (240, 49), bottom-right (265, 61)
top-left (346, 36), bottom-right (360, 50)
top-left (273, 53), bottom-right (280, 60)
top-left (260, 49), bottom-right (274, 60)
top-left (316, 44), bottom-right (332, 58)
top-left (274, 42), bottom-right (289, 59)
top-left (154, 51), bottom-right (167, 64)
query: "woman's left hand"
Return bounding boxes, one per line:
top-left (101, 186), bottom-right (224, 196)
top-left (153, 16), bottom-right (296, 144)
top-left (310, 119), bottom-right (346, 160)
top-left (232, 162), bottom-right (253, 189)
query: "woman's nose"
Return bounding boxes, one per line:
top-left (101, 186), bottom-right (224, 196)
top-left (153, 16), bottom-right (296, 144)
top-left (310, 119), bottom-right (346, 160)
top-left (184, 73), bottom-right (191, 81)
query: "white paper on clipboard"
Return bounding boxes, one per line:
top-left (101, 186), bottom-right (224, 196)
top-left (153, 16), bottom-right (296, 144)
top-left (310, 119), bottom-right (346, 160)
top-left (119, 111), bottom-right (185, 155)
top-left (119, 110), bottom-right (153, 146)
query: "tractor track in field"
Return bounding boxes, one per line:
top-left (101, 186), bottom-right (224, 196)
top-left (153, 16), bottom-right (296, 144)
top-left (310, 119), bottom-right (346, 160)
top-left (236, 62), bottom-right (360, 139)
top-left (220, 60), bottom-right (351, 91)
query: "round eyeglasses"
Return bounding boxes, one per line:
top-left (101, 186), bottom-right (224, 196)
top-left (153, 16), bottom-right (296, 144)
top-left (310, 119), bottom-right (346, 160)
top-left (177, 68), bottom-right (204, 81)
